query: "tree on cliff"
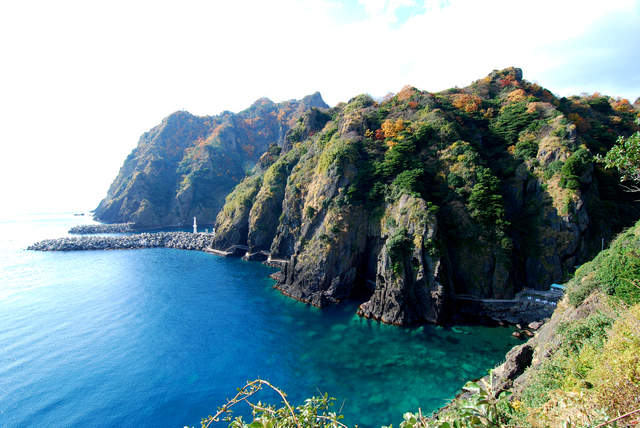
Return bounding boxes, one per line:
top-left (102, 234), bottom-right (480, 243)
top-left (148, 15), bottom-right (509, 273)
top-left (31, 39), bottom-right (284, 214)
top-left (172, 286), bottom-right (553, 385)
top-left (468, 167), bottom-right (507, 230)
top-left (597, 118), bottom-right (640, 191)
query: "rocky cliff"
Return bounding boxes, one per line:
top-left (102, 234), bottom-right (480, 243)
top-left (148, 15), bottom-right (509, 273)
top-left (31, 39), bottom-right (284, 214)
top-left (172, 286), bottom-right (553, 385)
top-left (94, 93), bottom-right (328, 228)
top-left (211, 68), bottom-right (640, 324)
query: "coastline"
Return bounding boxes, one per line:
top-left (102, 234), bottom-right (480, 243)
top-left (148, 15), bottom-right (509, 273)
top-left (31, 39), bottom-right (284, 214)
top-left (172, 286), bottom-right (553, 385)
top-left (24, 221), bottom-right (545, 427)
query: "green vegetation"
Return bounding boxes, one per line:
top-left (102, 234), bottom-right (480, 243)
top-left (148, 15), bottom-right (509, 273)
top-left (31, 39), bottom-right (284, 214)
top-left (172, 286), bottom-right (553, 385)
top-left (559, 148), bottom-right (591, 190)
top-left (596, 118), bottom-right (640, 190)
top-left (194, 379), bottom-right (346, 428)
top-left (468, 167), bottom-right (508, 238)
top-left (567, 221), bottom-right (640, 307)
top-left (490, 102), bottom-right (534, 144)
top-left (386, 226), bottom-right (413, 275)
top-left (222, 176), bottom-right (262, 217)
top-left (100, 68), bottom-right (640, 427)
top-left (95, 94), bottom-right (328, 227)
top-left (510, 304), bottom-right (640, 428)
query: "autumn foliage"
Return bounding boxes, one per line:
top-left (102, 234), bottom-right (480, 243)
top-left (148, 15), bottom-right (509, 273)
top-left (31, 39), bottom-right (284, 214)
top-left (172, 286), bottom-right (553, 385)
top-left (396, 85), bottom-right (415, 102)
top-left (452, 94), bottom-right (482, 113)
top-left (381, 119), bottom-right (406, 139)
top-left (507, 89), bottom-right (527, 103)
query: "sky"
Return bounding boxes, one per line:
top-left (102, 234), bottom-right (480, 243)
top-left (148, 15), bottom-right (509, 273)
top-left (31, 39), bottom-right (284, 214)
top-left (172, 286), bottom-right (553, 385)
top-left (1, 0), bottom-right (639, 214)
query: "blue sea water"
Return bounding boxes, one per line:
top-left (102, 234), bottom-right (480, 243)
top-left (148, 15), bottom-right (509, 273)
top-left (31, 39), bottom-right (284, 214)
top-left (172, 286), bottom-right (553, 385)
top-left (0, 213), bottom-right (520, 428)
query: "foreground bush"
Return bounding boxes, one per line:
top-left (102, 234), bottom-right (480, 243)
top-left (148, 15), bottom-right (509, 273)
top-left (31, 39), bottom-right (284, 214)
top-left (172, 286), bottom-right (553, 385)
top-left (567, 220), bottom-right (640, 307)
top-left (192, 379), bottom-right (346, 428)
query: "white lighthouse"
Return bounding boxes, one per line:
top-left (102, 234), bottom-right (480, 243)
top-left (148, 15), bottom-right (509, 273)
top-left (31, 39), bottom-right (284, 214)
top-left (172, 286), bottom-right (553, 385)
top-left (193, 217), bottom-right (197, 234)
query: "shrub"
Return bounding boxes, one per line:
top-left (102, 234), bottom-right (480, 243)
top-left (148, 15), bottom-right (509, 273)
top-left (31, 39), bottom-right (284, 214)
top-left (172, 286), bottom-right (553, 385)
top-left (392, 168), bottom-right (425, 195)
top-left (447, 172), bottom-right (464, 188)
top-left (544, 159), bottom-right (563, 179)
top-left (196, 379), bottom-right (346, 428)
top-left (319, 233), bottom-right (332, 244)
top-left (588, 305), bottom-right (640, 418)
top-left (565, 179), bottom-right (580, 190)
top-left (568, 272), bottom-right (600, 307)
top-left (468, 167), bottom-right (507, 233)
top-left (587, 96), bottom-right (612, 113)
top-left (567, 220), bottom-right (640, 306)
top-left (561, 148), bottom-right (591, 178)
top-left (306, 206), bottom-right (316, 218)
top-left (343, 93), bottom-right (375, 115)
top-left (386, 227), bottom-right (413, 275)
top-left (557, 312), bottom-right (615, 353)
top-left (318, 136), bottom-right (359, 173)
top-left (515, 135), bottom-right (539, 159)
top-left (288, 124), bottom-right (305, 143)
top-left (490, 102), bottom-right (534, 144)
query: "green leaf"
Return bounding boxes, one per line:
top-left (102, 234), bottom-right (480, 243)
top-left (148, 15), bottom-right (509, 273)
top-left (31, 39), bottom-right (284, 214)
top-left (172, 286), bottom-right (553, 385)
top-left (498, 390), bottom-right (512, 399)
top-left (469, 416), bottom-right (482, 426)
top-left (463, 381), bottom-right (481, 394)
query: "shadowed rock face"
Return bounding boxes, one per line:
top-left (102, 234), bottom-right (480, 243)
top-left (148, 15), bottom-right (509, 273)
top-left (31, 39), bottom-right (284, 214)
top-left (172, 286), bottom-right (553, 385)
top-left (210, 68), bottom-right (640, 324)
top-left (356, 195), bottom-right (445, 325)
top-left (94, 94), bottom-right (329, 229)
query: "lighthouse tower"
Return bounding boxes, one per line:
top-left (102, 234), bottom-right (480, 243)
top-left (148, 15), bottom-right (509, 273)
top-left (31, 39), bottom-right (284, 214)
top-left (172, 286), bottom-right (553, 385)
top-left (193, 217), bottom-right (197, 234)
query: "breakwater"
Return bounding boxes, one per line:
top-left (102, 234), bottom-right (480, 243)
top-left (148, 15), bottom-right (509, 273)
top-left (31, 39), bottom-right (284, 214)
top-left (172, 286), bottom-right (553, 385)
top-left (68, 223), bottom-right (133, 234)
top-left (28, 232), bottom-right (214, 252)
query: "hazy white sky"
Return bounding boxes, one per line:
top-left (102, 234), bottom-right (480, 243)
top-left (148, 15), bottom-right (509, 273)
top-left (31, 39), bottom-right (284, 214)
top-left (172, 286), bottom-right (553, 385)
top-left (1, 0), bottom-right (639, 214)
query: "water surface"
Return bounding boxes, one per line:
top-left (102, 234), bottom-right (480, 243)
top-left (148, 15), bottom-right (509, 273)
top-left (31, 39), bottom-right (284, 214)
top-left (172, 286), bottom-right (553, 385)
top-left (0, 213), bottom-right (519, 428)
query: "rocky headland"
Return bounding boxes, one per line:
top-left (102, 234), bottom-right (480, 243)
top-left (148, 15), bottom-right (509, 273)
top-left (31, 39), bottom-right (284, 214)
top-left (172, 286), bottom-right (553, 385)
top-left (77, 67), bottom-right (640, 329)
top-left (67, 66), bottom-right (640, 427)
top-left (210, 68), bottom-right (640, 325)
top-left (93, 93), bottom-right (328, 229)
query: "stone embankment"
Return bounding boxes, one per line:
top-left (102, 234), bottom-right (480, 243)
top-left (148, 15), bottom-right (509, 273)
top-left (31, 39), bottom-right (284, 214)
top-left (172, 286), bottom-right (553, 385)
top-left (28, 232), bottom-right (214, 252)
top-left (69, 223), bottom-right (134, 234)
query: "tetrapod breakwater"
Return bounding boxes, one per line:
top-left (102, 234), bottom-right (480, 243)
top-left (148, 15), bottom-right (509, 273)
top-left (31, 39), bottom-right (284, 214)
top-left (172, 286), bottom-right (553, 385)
top-left (28, 232), bottom-right (214, 252)
top-left (68, 223), bottom-right (134, 234)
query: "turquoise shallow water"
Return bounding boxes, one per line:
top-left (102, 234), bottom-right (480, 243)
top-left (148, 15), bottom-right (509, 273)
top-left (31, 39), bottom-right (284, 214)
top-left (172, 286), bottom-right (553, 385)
top-left (0, 213), bottom-right (520, 428)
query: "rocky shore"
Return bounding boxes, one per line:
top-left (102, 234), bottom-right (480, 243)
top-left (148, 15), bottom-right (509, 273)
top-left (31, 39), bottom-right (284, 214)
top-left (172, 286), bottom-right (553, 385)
top-left (68, 223), bottom-right (134, 234)
top-left (28, 232), bottom-right (214, 252)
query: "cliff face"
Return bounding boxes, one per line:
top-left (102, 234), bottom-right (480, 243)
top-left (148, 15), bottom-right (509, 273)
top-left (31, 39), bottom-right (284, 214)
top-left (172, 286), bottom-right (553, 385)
top-left (211, 68), bottom-right (640, 324)
top-left (94, 93), bottom-right (328, 228)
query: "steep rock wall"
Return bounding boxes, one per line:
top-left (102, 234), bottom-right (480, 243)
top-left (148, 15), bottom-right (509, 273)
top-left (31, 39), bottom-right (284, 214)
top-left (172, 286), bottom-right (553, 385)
top-left (207, 68), bottom-right (639, 324)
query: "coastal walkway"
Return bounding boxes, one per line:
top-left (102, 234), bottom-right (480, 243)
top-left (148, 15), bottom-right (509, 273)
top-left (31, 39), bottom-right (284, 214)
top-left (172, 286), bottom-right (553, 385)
top-left (453, 294), bottom-right (520, 304)
top-left (205, 245), bottom-right (249, 257)
top-left (265, 255), bottom-right (288, 267)
top-left (205, 244), bottom-right (291, 268)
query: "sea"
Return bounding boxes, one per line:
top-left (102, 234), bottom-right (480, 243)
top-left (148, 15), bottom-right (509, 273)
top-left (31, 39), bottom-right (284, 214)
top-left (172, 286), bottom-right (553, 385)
top-left (0, 212), bottom-right (520, 428)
